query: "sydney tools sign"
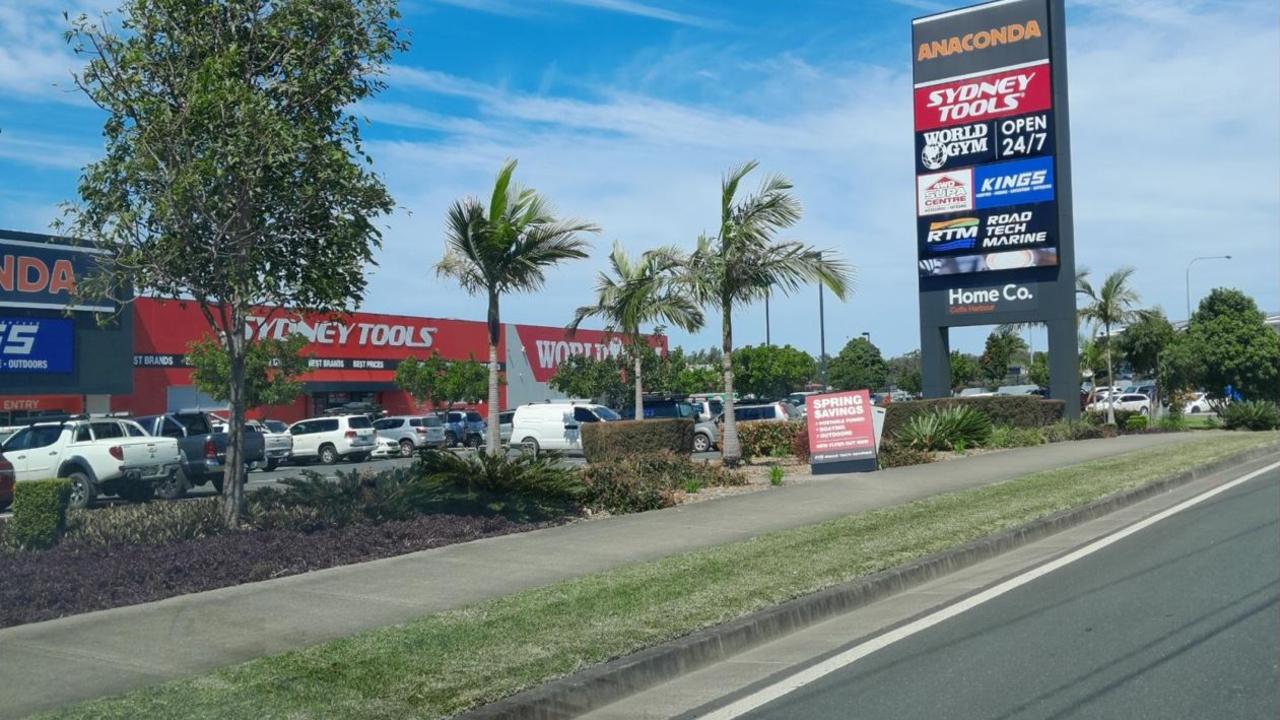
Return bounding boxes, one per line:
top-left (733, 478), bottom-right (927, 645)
top-left (912, 0), bottom-right (1061, 281)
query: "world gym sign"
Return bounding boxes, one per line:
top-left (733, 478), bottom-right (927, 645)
top-left (912, 0), bottom-right (1079, 418)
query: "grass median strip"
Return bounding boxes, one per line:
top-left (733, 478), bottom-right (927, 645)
top-left (45, 432), bottom-right (1278, 720)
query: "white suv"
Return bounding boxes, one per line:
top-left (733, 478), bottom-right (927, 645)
top-left (287, 415), bottom-right (376, 464)
top-left (511, 401), bottom-right (621, 456)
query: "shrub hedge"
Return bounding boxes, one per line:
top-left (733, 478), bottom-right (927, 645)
top-left (729, 421), bottom-right (807, 461)
top-left (580, 451), bottom-right (744, 515)
top-left (65, 498), bottom-right (228, 548)
top-left (582, 419), bottom-right (694, 462)
top-left (1219, 400), bottom-right (1280, 431)
top-left (883, 397), bottom-right (1063, 438)
top-left (878, 441), bottom-right (934, 469)
top-left (9, 479), bottom-right (71, 550)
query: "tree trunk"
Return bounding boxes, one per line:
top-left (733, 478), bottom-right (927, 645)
top-left (1105, 332), bottom-right (1116, 426)
top-left (634, 353), bottom-right (644, 421)
top-left (223, 305), bottom-right (248, 526)
top-left (720, 302), bottom-right (740, 467)
top-left (486, 290), bottom-right (501, 455)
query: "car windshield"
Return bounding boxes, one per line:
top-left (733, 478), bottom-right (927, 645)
top-left (594, 406), bottom-right (622, 421)
top-left (264, 420), bottom-right (288, 433)
top-left (422, 416), bottom-right (442, 427)
top-left (175, 413), bottom-right (213, 434)
top-left (466, 412), bottom-right (483, 423)
top-left (347, 416), bottom-right (372, 429)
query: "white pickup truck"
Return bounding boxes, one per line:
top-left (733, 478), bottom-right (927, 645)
top-left (1, 417), bottom-right (182, 508)
top-left (247, 419), bottom-right (293, 471)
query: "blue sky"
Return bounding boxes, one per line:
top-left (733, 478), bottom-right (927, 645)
top-left (1, 0), bottom-right (1277, 358)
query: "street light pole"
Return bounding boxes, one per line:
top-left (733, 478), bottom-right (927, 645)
top-left (765, 291), bottom-right (771, 347)
top-left (861, 331), bottom-right (870, 343)
top-left (818, 251), bottom-right (827, 388)
top-left (1185, 255), bottom-right (1232, 320)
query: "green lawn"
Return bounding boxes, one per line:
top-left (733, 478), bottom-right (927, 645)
top-left (45, 432), bottom-right (1278, 720)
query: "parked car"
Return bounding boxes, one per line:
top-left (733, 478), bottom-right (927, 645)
top-left (439, 410), bottom-right (486, 447)
top-left (724, 402), bottom-right (797, 423)
top-left (957, 387), bottom-right (995, 398)
top-left (287, 415), bottom-right (376, 464)
top-left (688, 394), bottom-right (728, 422)
top-left (373, 415), bottom-right (446, 457)
top-left (498, 410), bottom-right (515, 446)
top-left (1087, 393), bottom-right (1152, 415)
top-left (511, 401), bottom-right (621, 456)
top-left (622, 396), bottom-right (699, 420)
top-left (370, 436), bottom-right (399, 459)
top-left (693, 418), bottom-right (720, 453)
top-left (1183, 392), bottom-right (1218, 414)
top-left (1, 417), bottom-right (181, 509)
top-left (247, 419), bottom-right (292, 471)
top-left (136, 411), bottom-right (266, 497)
top-left (995, 384), bottom-right (1042, 396)
top-left (0, 453), bottom-right (13, 511)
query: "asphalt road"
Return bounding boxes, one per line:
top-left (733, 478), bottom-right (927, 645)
top-left (738, 467), bottom-right (1280, 720)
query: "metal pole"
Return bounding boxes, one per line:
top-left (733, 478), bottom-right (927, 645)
top-left (818, 251), bottom-right (827, 388)
top-left (1185, 255), bottom-right (1231, 321)
top-left (765, 291), bottom-right (771, 347)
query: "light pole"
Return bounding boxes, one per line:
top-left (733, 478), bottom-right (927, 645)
top-left (1185, 255), bottom-right (1231, 320)
top-left (764, 291), bottom-right (771, 347)
top-left (861, 331), bottom-right (870, 343)
top-left (818, 251), bottom-right (827, 388)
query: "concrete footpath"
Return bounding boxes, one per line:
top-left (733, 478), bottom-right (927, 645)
top-left (0, 433), bottom-right (1218, 717)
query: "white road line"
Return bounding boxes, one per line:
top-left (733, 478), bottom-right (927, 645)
top-left (698, 459), bottom-right (1280, 720)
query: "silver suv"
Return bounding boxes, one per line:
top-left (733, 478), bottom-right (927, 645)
top-left (373, 415), bottom-right (446, 457)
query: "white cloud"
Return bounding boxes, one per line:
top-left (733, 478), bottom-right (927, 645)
top-left (428, 0), bottom-right (717, 27)
top-left (359, 0), bottom-right (1279, 356)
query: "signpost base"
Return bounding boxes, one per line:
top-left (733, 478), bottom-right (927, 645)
top-left (811, 457), bottom-right (878, 475)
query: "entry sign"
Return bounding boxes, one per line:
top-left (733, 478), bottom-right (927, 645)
top-left (0, 318), bottom-right (73, 373)
top-left (806, 389), bottom-right (878, 474)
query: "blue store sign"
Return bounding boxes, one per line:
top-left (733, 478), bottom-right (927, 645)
top-left (0, 317), bottom-right (74, 373)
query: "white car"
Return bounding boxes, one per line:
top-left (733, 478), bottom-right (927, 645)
top-left (511, 401), bottom-right (621, 456)
top-left (287, 415), bottom-right (376, 464)
top-left (1087, 393), bottom-right (1152, 415)
top-left (1, 417), bottom-right (181, 508)
top-left (1182, 392), bottom-right (1222, 414)
top-left (370, 436), bottom-right (398, 459)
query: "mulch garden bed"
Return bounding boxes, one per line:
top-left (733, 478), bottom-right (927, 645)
top-left (0, 514), bottom-right (550, 629)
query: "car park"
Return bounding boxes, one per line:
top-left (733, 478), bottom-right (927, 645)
top-left (373, 415), bottom-right (446, 457)
top-left (1087, 393), bottom-right (1152, 415)
top-left (512, 401), bottom-right (621, 456)
top-left (1, 416), bottom-right (182, 509)
top-left (287, 415), bottom-right (376, 464)
top-left (135, 410), bottom-right (266, 496)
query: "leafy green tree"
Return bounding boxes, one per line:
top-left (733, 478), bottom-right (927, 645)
top-left (1164, 289), bottom-right (1280, 400)
top-left (1029, 351), bottom-right (1050, 388)
top-left (63, 0), bottom-right (404, 523)
top-left (569, 243), bottom-right (703, 419)
top-left (548, 354), bottom-right (629, 409)
top-left (442, 355), bottom-right (490, 406)
top-left (1117, 309), bottom-right (1175, 378)
top-left (950, 351), bottom-right (981, 390)
top-left (980, 326), bottom-right (1029, 385)
top-left (731, 344), bottom-right (817, 399)
top-left (668, 161), bottom-right (851, 466)
top-left (828, 337), bottom-right (888, 392)
top-left (886, 351), bottom-right (922, 394)
top-left (1078, 267), bottom-right (1143, 423)
top-left (437, 160), bottom-right (598, 452)
top-left (188, 334), bottom-right (310, 409)
top-left (394, 352), bottom-right (449, 407)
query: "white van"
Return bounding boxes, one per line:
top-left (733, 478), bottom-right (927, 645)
top-left (511, 402), bottom-right (621, 456)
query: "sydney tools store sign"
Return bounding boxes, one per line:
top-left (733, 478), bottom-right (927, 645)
top-left (912, 0), bottom-right (1060, 281)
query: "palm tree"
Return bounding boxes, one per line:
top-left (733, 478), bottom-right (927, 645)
top-left (569, 242), bottom-right (704, 420)
top-left (668, 161), bottom-right (852, 466)
top-left (1077, 267), bottom-right (1142, 424)
top-left (437, 159), bottom-right (598, 452)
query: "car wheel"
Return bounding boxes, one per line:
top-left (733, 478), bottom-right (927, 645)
top-left (693, 433), bottom-right (712, 453)
top-left (319, 444), bottom-right (339, 465)
top-left (155, 468), bottom-right (189, 500)
top-left (1190, 406), bottom-right (1201, 414)
top-left (521, 437), bottom-right (540, 458)
top-left (67, 471), bottom-right (95, 510)
top-left (264, 459), bottom-right (279, 472)
top-left (399, 439), bottom-right (415, 458)
top-left (444, 431), bottom-right (458, 447)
